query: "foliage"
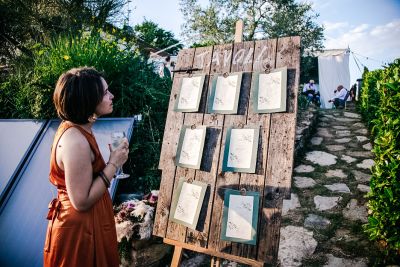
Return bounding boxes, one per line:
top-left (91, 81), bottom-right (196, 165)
top-left (179, 0), bottom-right (323, 82)
top-left (297, 89), bottom-right (308, 110)
top-left (359, 66), bottom-right (384, 128)
top-left (133, 20), bottom-right (183, 56)
top-left (360, 59), bottom-right (400, 263)
top-left (0, 0), bottom-right (126, 62)
top-left (0, 31), bottom-right (171, 193)
top-left (179, 0), bottom-right (324, 50)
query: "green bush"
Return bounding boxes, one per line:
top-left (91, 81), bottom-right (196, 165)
top-left (359, 67), bottom-right (384, 128)
top-left (0, 31), bottom-right (171, 193)
top-left (360, 59), bottom-right (400, 262)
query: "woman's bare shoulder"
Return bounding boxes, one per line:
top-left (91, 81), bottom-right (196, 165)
top-left (61, 127), bottom-right (90, 151)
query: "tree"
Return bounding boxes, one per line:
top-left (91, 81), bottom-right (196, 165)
top-left (133, 20), bottom-right (183, 56)
top-left (179, 0), bottom-right (324, 81)
top-left (0, 0), bottom-right (127, 62)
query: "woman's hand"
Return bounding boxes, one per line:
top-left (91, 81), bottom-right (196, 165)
top-left (108, 137), bottom-right (129, 168)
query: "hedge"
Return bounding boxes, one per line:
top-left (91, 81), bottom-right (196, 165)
top-left (360, 59), bottom-right (400, 262)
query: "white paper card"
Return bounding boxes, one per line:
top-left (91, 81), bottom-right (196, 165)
top-left (226, 195), bottom-right (253, 240)
top-left (227, 129), bottom-right (254, 169)
top-left (177, 76), bottom-right (202, 109)
top-left (178, 128), bottom-right (204, 166)
top-left (213, 75), bottom-right (238, 111)
top-left (173, 182), bottom-right (202, 224)
top-left (258, 72), bottom-right (282, 110)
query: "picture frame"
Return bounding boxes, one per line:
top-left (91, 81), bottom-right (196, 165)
top-left (175, 125), bottom-right (207, 169)
top-left (221, 189), bottom-right (260, 245)
top-left (252, 67), bottom-right (287, 113)
top-left (174, 74), bottom-right (206, 112)
top-left (222, 126), bottom-right (260, 173)
top-left (169, 177), bottom-right (208, 229)
top-left (208, 72), bottom-right (242, 114)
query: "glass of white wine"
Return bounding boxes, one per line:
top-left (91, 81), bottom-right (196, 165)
top-left (110, 131), bottom-right (130, 179)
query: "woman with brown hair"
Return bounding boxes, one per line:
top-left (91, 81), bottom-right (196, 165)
top-left (44, 67), bottom-right (128, 266)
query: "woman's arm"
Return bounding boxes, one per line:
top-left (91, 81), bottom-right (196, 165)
top-left (59, 127), bottom-right (127, 211)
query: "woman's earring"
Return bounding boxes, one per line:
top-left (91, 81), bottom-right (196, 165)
top-left (88, 113), bottom-right (98, 123)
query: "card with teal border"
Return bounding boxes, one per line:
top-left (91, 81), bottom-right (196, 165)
top-left (252, 67), bottom-right (287, 113)
top-left (221, 189), bottom-right (259, 245)
top-left (175, 125), bottom-right (207, 169)
top-left (169, 177), bottom-right (208, 229)
top-left (208, 72), bottom-right (242, 114)
top-left (222, 126), bottom-right (259, 173)
top-left (174, 74), bottom-right (206, 112)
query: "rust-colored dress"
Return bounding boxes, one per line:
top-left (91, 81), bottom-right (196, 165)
top-left (44, 122), bottom-right (119, 267)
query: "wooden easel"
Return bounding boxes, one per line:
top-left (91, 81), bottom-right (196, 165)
top-left (169, 21), bottom-right (245, 267)
top-left (166, 237), bottom-right (263, 267)
top-left (153, 18), bottom-right (300, 267)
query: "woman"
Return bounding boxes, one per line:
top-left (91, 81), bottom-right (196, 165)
top-left (44, 67), bottom-right (128, 266)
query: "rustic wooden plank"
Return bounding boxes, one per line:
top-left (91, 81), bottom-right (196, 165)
top-left (205, 43), bottom-right (234, 253)
top-left (158, 48), bottom-right (196, 169)
top-left (165, 46), bottom-right (212, 241)
top-left (165, 114), bottom-right (204, 241)
top-left (164, 238), bottom-right (264, 267)
top-left (184, 46), bottom-right (220, 247)
top-left (270, 36), bottom-right (299, 199)
top-left (207, 41), bottom-right (253, 254)
top-left (170, 245), bottom-right (183, 267)
top-left (231, 39), bottom-right (276, 259)
top-left (234, 20), bottom-right (244, 43)
top-left (153, 48), bottom-right (196, 237)
top-left (257, 36), bottom-right (300, 264)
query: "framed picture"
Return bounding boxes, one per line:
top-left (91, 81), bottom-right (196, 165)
top-left (221, 189), bottom-right (260, 245)
top-left (174, 74), bottom-right (206, 112)
top-left (222, 127), bottom-right (259, 173)
top-left (208, 72), bottom-right (242, 114)
top-left (252, 67), bottom-right (287, 113)
top-left (169, 177), bottom-right (208, 229)
top-left (175, 125), bottom-right (207, 169)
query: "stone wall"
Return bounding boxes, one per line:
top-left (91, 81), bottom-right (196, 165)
top-left (295, 106), bottom-right (318, 157)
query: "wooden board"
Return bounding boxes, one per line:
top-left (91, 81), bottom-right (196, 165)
top-left (257, 36), bottom-right (300, 263)
top-left (154, 48), bottom-right (195, 237)
top-left (153, 37), bottom-right (300, 265)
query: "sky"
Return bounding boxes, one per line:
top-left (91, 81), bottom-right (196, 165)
top-left (125, 0), bottom-right (400, 84)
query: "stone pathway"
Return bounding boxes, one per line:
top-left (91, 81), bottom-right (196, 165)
top-left (279, 103), bottom-right (379, 266)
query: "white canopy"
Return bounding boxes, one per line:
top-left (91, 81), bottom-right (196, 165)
top-left (317, 49), bottom-right (350, 108)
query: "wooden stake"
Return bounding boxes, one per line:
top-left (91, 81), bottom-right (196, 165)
top-left (234, 20), bottom-right (244, 43)
top-left (211, 257), bottom-right (221, 267)
top-left (171, 245), bottom-right (183, 267)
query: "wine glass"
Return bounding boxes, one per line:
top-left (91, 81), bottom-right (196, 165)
top-left (110, 131), bottom-right (130, 179)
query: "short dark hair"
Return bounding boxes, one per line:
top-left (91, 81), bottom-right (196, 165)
top-left (53, 67), bottom-right (104, 124)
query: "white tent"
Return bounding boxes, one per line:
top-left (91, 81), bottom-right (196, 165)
top-left (316, 49), bottom-right (350, 108)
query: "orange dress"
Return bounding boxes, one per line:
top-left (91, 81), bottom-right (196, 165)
top-left (44, 122), bottom-right (119, 267)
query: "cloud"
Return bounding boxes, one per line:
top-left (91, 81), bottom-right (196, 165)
top-left (350, 24), bottom-right (369, 33)
top-left (324, 19), bottom-right (400, 82)
top-left (324, 19), bottom-right (400, 62)
top-left (310, 0), bottom-right (331, 11)
top-left (323, 21), bottom-right (349, 31)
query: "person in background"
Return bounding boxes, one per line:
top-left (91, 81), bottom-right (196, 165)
top-left (350, 84), bottom-right (357, 101)
top-left (302, 79), bottom-right (320, 106)
top-left (44, 67), bottom-right (129, 267)
top-left (159, 55), bottom-right (172, 79)
top-left (329, 85), bottom-right (348, 108)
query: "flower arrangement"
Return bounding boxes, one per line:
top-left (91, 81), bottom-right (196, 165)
top-left (114, 190), bottom-right (159, 262)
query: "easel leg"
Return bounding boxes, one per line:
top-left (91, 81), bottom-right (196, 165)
top-left (171, 246), bottom-right (183, 267)
top-left (211, 257), bottom-right (221, 267)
